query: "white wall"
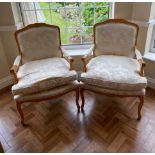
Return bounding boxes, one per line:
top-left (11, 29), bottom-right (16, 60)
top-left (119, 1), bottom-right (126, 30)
top-left (114, 2), bottom-right (133, 19)
top-left (0, 36), bottom-right (10, 79)
top-left (0, 2), bottom-right (22, 89)
top-left (132, 2), bottom-right (152, 21)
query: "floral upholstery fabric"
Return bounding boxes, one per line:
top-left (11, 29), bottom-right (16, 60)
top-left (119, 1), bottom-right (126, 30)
top-left (95, 23), bottom-right (137, 58)
top-left (80, 55), bottom-right (147, 91)
top-left (17, 26), bottom-right (61, 63)
top-left (12, 57), bottom-right (77, 95)
top-left (80, 82), bottom-right (145, 96)
top-left (14, 80), bottom-right (79, 103)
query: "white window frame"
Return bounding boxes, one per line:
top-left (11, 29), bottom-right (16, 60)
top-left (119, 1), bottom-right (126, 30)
top-left (19, 2), bottom-right (111, 46)
top-left (150, 25), bottom-right (155, 53)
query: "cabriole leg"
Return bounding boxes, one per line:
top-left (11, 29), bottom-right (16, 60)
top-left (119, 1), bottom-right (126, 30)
top-left (75, 88), bottom-right (80, 112)
top-left (80, 88), bottom-right (85, 112)
top-left (137, 96), bottom-right (144, 120)
top-left (16, 102), bottom-right (25, 126)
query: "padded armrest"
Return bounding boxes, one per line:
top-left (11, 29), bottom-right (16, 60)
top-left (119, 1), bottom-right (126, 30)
top-left (10, 55), bottom-right (22, 84)
top-left (60, 46), bottom-right (74, 70)
top-left (81, 44), bottom-right (94, 72)
top-left (135, 49), bottom-right (143, 60)
top-left (135, 49), bottom-right (146, 76)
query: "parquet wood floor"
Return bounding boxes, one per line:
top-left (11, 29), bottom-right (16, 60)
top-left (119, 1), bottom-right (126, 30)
top-left (0, 88), bottom-right (155, 153)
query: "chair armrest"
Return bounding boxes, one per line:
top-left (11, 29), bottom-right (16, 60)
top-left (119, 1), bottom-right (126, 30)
top-left (135, 49), bottom-right (146, 76)
top-left (63, 55), bottom-right (74, 70)
top-left (10, 55), bottom-right (21, 84)
top-left (81, 44), bottom-right (94, 72)
top-left (60, 47), bottom-right (74, 70)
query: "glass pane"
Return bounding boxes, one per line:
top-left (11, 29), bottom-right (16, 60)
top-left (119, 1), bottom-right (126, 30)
top-left (50, 2), bottom-right (64, 9)
top-left (81, 2), bottom-right (96, 7)
top-left (95, 7), bottom-right (109, 23)
top-left (95, 2), bottom-right (109, 7)
top-left (51, 9), bottom-right (66, 28)
top-left (37, 10), bottom-right (51, 24)
top-left (65, 9), bottom-right (80, 28)
top-left (82, 27), bottom-right (93, 44)
top-left (60, 28), bottom-right (68, 44)
top-left (82, 8), bottom-right (94, 26)
top-left (64, 2), bottom-right (80, 7)
top-left (21, 2), bottom-right (109, 45)
top-left (68, 28), bottom-right (82, 44)
top-left (38, 2), bottom-right (50, 9)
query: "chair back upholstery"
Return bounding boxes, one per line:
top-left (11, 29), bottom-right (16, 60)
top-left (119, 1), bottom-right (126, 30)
top-left (93, 19), bottom-right (139, 58)
top-left (15, 23), bottom-right (62, 63)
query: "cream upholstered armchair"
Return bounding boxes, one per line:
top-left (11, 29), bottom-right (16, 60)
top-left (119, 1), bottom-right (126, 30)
top-left (80, 19), bottom-right (147, 120)
top-left (10, 23), bottom-right (79, 126)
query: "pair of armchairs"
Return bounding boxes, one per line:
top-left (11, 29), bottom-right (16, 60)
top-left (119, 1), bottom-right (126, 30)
top-left (10, 19), bottom-right (147, 126)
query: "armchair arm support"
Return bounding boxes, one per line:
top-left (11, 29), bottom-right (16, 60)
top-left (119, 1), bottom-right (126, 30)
top-left (60, 47), bottom-right (74, 70)
top-left (135, 49), bottom-right (146, 76)
top-left (81, 44), bottom-right (94, 72)
top-left (63, 55), bottom-right (74, 70)
top-left (10, 55), bottom-right (21, 84)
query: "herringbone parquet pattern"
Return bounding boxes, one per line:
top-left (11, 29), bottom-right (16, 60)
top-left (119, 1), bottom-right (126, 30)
top-left (0, 88), bottom-right (155, 153)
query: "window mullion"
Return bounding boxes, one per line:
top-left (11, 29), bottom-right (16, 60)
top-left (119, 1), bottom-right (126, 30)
top-left (79, 4), bottom-right (83, 44)
top-left (19, 3), bottom-right (25, 26)
top-left (49, 2), bottom-right (52, 24)
top-left (64, 2), bottom-right (69, 44)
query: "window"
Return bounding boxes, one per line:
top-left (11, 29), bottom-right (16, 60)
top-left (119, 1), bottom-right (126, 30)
top-left (150, 25), bottom-right (155, 53)
top-left (20, 2), bottom-right (110, 45)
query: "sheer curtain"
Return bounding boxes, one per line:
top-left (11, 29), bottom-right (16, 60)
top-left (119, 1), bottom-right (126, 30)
top-left (21, 2), bottom-right (45, 25)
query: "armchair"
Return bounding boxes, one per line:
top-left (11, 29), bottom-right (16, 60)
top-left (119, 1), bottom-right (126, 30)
top-left (80, 19), bottom-right (147, 120)
top-left (11, 23), bottom-right (79, 126)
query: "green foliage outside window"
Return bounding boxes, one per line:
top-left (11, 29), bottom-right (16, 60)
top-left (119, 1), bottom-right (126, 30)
top-left (38, 2), bottom-right (109, 44)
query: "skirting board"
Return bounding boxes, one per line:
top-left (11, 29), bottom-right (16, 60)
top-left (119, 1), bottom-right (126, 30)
top-left (0, 76), bottom-right (13, 90)
top-left (147, 77), bottom-right (155, 90)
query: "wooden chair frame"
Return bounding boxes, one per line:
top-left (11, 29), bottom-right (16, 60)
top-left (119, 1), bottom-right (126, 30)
top-left (80, 19), bottom-right (146, 120)
top-left (11, 23), bottom-right (74, 84)
top-left (10, 23), bottom-right (79, 126)
top-left (16, 88), bottom-right (80, 126)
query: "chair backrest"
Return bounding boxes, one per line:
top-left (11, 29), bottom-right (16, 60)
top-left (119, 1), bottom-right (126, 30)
top-left (93, 19), bottom-right (139, 58)
top-left (15, 23), bottom-right (62, 63)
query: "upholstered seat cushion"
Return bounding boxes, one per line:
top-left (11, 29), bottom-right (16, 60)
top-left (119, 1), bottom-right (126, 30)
top-left (14, 80), bottom-right (79, 103)
top-left (80, 55), bottom-right (147, 91)
top-left (12, 57), bottom-right (77, 95)
top-left (80, 82), bottom-right (146, 96)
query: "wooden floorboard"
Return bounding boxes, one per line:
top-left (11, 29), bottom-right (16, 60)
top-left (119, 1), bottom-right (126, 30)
top-left (0, 88), bottom-right (155, 152)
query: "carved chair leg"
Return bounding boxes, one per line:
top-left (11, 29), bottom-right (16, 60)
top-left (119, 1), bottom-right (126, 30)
top-left (76, 88), bottom-right (80, 112)
top-left (80, 88), bottom-right (85, 112)
top-left (137, 96), bottom-right (144, 120)
top-left (16, 102), bottom-right (25, 126)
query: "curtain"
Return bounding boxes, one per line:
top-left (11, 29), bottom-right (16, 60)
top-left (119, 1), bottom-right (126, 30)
top-left (21, 2), bottom-right (45, 25)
